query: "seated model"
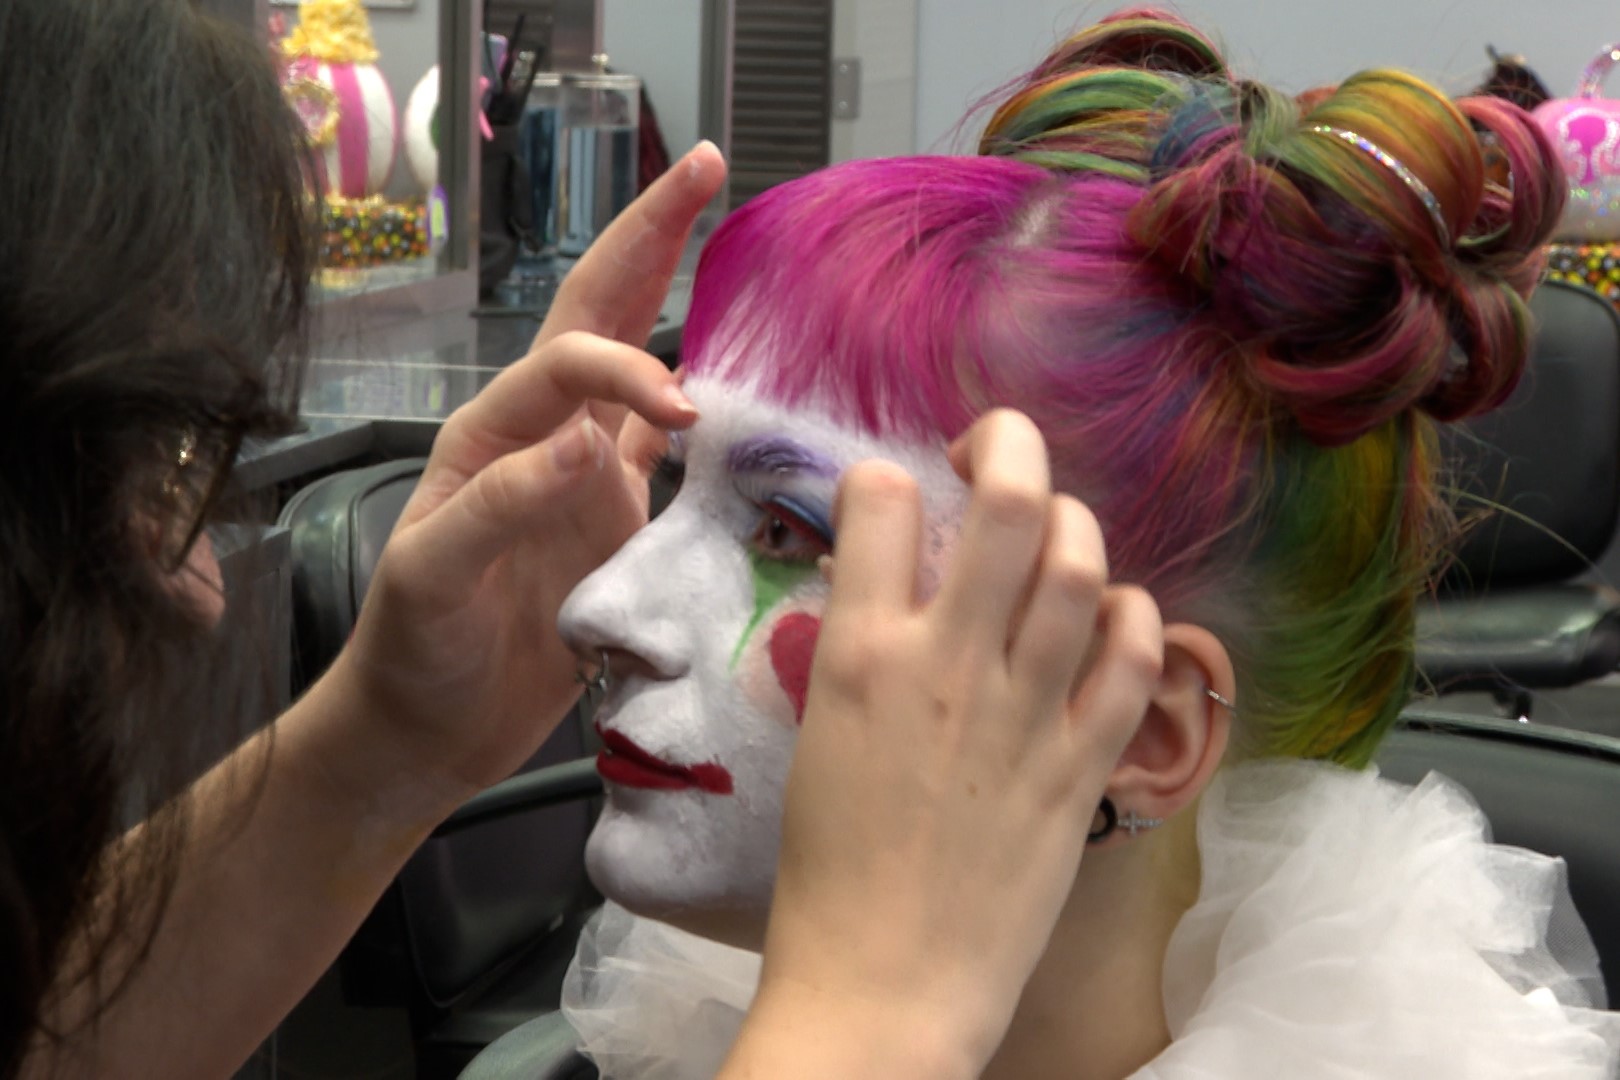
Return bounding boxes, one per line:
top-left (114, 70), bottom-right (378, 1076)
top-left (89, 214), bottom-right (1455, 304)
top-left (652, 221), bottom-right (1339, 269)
top-left (530, 10), bottom-right (1620, 1078)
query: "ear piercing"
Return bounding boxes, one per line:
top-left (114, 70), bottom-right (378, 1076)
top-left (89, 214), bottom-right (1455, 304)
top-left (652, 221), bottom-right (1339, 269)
top-left (1089, 797), bottom-right (1165, 843)
top-left (1119, 809), bottom-right (1163, 837)
top-left (1085, 689), bottom-right (1230, 842)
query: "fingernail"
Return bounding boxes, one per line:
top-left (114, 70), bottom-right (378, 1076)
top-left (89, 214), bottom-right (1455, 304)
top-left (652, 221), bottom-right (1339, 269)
top-left (661, 383), bottom-right (699, 418)
top-left (551, 422), bottom-right (599, 474)
top-left (689, 140), bottom-right (720, 177)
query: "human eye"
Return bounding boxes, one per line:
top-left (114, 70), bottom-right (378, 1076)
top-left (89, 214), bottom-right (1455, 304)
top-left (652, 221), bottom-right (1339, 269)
top-left (749, 494), bottom-right (834, 564)
top-left (652, 452), bottom-right (686, 492)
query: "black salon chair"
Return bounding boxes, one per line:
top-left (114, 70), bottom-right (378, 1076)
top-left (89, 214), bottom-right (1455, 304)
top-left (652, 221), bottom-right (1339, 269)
top-left (1415, 279), bottom-right (1620, 715)
top-left (275, 458), bottom-right (605, 1077)
top-left (1379, 708), bottom-right (1620, 1005)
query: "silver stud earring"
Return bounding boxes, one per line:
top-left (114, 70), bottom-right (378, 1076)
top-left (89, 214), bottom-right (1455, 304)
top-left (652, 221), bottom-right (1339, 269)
top-left (1119, 810), bottom-right (1164, 837)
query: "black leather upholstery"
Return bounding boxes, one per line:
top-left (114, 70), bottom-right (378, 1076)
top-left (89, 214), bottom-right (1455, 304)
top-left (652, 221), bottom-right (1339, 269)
top-left (277, 459), bottom-right (602, 1073)
top-left (280, 458), bottom-right (419, 685)
top-left (1416, 280), bottom-right (1620, 693)
top-left (1441, 281), bottom-right (1620, 588)
top-left (1378, 710), bottom-right (1620, 1003)
top-left (1416, 585), bottom-right (1620, 694)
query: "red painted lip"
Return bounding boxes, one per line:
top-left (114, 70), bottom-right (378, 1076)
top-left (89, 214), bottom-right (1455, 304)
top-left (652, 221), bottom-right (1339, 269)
top-left (595, 725), bottom-right (734, 795)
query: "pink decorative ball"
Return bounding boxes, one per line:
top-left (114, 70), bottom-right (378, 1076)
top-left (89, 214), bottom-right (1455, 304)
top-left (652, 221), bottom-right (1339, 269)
top-left (288, 56), bottom-right (399, 199)
top-left (1533, 44), bottom-right (1620, 241)
top-left (1534, 102), bottom-right (1620, 188)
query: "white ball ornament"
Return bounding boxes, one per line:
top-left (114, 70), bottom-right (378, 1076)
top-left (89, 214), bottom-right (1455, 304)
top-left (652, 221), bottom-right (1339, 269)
top-left (404, 66), bottom-right (441, 194)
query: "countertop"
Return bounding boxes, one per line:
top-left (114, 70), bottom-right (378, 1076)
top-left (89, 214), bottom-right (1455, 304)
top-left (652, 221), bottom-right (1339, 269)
top-left (239, 256), bottom-right (692, 490)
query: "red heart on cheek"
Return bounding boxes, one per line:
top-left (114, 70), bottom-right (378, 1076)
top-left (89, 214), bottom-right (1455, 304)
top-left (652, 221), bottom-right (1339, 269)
top-left (768, 612), bottom-right (822, 724)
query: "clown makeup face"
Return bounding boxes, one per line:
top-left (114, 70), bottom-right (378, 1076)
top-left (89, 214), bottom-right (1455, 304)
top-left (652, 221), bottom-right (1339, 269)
top-left (555, 374), bottom-right (967, 949)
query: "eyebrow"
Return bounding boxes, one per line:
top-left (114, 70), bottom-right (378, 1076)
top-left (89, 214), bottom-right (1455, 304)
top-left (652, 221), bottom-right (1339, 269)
top-left (725, 435), bottom-right (839, 479)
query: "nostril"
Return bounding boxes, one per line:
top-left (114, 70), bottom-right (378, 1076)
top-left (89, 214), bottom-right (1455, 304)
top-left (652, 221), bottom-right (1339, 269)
top-left (563, 639), bottom-right (679, 686)
top-left (556, 548), bottom-right (692, 682)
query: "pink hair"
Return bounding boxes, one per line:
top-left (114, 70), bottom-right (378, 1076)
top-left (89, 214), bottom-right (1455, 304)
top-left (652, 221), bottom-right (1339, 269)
top-left (680, 8), bottom-right (1561, 766)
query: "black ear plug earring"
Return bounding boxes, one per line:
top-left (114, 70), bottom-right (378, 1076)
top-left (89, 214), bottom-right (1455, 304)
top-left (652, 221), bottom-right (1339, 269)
top-left (1089, 798), bottom-right (1163, 843)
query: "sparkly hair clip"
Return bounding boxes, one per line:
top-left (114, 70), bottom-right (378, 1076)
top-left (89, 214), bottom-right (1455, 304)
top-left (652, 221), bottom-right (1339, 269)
top-left (1307, 125), bottom-right (1452, 249)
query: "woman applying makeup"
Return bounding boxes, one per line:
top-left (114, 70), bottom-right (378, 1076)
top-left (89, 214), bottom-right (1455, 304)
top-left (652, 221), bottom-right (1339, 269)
top-left (528, 9), bottom-right (1620, 1079)
top-left (1, 2), bottom-right (1133, 1077)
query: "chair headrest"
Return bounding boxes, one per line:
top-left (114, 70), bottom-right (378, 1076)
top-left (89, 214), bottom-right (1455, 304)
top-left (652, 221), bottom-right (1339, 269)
top-left (278, 458), bottom-right (426, 687)
top-left (1443, 280), bottom-right (1620, 590)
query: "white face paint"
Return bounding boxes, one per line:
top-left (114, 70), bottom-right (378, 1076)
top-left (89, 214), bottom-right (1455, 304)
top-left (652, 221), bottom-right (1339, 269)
top-left (556, 374), bottom-right (966, 948)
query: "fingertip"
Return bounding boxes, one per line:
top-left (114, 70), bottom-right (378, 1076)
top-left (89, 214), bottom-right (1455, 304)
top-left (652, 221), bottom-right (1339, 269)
top-left (670, 141), bottom-right (727, 204)
top-left (689, 139), bottom-right (726, 175)
top-left (548, 419), bottom-right (599, 475)
top-left (1099, 586), bottom-right (1167, 669)
top-left (1048, 494), bottom-right (1106, 559)
top-left (832, 459), bottom-right (918, 532)
top-left (826, 460), bottom-right (924, 612)
top-left (947, 409), bottom-right (1044, 481)
top-left (658, 382), bottom-right (701, 424)
top-left (981, 409), bottom-right (1044, 457)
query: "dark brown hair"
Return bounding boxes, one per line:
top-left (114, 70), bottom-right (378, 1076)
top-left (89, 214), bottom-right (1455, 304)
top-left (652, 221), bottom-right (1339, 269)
top-left (0, 0), bottom-right (316, 1072)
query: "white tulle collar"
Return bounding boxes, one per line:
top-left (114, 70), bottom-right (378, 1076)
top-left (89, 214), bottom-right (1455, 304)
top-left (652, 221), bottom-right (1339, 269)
top-left (551, 760), bottom-right (1620, 1079)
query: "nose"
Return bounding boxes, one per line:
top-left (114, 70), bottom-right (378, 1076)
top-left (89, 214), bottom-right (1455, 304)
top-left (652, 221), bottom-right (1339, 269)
top-left (556, 512), bottom-right (705, 682)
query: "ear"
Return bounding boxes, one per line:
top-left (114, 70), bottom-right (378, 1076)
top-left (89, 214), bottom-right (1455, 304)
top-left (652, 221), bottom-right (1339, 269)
top-left (1103, 622), bottom-right (1234, 826)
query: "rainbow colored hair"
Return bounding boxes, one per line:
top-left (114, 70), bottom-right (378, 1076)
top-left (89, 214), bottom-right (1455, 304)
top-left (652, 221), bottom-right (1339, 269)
top-left (682, 10), bottom-right (1561, 766)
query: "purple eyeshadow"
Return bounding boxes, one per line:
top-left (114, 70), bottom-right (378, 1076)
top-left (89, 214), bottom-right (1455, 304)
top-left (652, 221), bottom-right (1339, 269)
top-left (725, 436), bottom-right (840, 480)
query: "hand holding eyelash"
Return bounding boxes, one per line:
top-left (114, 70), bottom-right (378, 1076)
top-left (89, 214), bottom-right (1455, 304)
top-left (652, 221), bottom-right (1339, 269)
top-left (731, 410), bottom-right (1164, 1078)
top-left (323, 143), bottom-right (727, 820)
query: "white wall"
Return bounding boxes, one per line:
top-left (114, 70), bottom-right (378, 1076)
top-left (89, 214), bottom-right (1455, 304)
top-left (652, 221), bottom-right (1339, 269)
top-left (604, 0), bottom-right (704, 156)
top-left (605, 0), bottom-right (921, 165)
top-left (366, 0), bottom-right (440, 100)
top-left (831, 0), bottom-right (919, 162)
top-left (916, 0), bottom-right (1620, 153)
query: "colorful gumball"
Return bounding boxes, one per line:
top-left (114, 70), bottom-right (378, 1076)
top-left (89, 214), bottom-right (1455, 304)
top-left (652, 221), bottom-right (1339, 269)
top-left (280, 0), bottom-right (399, 199)
top-left (1546, 243), bottom-right (1620, 307)
top-left (319, 196), bottom-right (432, 271)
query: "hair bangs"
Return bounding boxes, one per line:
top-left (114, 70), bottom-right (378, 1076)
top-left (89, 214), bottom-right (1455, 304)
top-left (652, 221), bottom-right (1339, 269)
top-left (683, 156), bottom-right (1071, 442)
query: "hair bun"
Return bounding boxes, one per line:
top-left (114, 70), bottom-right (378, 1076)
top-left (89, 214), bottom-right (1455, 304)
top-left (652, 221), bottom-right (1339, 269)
top-left (978, 11), bottom-right (1224, 179)
top-left (980, 7), bottom-right (1566, 445)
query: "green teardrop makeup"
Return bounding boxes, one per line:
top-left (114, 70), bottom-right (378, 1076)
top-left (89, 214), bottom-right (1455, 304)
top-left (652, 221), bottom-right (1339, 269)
top-left (730, 494), bottom-right (834, 667)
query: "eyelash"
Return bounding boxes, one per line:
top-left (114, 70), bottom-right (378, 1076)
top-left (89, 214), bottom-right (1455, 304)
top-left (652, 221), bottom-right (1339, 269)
top-left (654, 453), bottom-right (835, 564)
top-left (653, 453), bottom-right (686, 490)
top-left (751, 496), bottom-right (834, 564)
